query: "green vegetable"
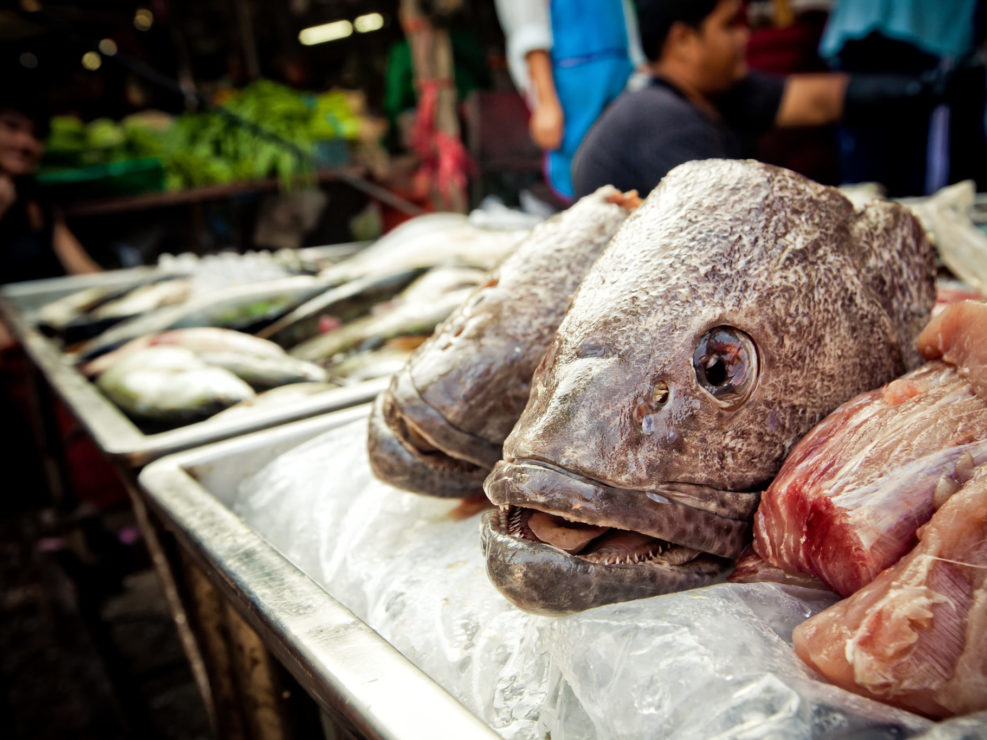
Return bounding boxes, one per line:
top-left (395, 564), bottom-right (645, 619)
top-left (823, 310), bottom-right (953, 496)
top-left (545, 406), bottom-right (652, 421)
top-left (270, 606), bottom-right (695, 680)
top-left (42, 80), bottom-right (362, 192)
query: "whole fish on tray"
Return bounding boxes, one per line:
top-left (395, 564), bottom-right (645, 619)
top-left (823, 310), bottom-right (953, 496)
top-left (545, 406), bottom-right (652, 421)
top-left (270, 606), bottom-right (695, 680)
top-left (285, 265), bottom-right (490, 363)
top-left (96, 346), bottom-right (255, 426)
top-left (210, 381), bottom-right (340, 422)
top-left (289, 286), bottom-right (476, 363)
top-left (86, 327), bottom-right (328, 389)
top-left (36, 274), bottom-right (192, 343)
top-left (316, 213), bottom-right (526, 286)
top-left (76, 275), bottom-right (325, 360)
top-left (752, 300), bottom-right (987, 597)
top-left (367, 186), bottom-right (640, 498)
top-left (88, 327), bottom-right (329, 426)
top-left (482, 159), bottom-right (937, 613)
top-left (257, 268), bottom-right (428, 348)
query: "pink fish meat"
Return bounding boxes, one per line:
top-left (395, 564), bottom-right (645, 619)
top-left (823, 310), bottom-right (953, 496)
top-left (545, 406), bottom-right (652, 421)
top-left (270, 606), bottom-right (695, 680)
top-left (793, 469), bottom-right (987, 719)
top-left (753, 301), bottom-right (987, 596)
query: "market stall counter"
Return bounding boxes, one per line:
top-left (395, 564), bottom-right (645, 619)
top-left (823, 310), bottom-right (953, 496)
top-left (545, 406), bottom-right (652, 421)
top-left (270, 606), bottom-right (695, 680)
top-left (138, 403), bottom-right (987, 738)
top-left (0, 216), bottom-right (531, 736)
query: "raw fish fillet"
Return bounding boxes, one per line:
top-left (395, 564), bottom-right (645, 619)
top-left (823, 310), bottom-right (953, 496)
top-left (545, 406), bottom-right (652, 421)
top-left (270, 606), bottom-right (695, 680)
top-left (793, 470), bottom-right (987, 719)
top-left (754, 301), bottom-right (987, 596)
top-left (918, 299), bottom-right (987, 399)
top-left (753, 363), bottom-right (987, 596)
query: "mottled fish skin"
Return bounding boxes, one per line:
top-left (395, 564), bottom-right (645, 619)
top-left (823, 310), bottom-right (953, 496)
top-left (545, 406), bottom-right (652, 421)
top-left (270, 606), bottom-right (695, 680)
top-left (367, 186), bottom-right (637, 497)
top-left (483, 159), bottom-right (937, 613)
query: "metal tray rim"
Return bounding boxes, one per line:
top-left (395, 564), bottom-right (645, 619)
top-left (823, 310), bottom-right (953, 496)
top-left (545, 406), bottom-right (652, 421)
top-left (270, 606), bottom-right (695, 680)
top-left (138, 405), bottom-right (498, 740)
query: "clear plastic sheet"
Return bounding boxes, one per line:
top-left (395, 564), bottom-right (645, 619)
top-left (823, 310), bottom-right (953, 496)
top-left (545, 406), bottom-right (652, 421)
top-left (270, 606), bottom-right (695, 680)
top-left (233, 416), bottom-right (986, 739)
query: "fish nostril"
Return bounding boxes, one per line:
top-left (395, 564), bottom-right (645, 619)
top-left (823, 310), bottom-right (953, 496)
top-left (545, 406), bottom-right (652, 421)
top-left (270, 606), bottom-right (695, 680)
top-left (634, 381), bottom-right (670, 435)
top-left (652, 381), bottom-right (669, 407)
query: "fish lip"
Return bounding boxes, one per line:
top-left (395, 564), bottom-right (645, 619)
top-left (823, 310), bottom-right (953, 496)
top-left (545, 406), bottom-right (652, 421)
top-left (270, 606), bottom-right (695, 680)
top-left (367, 392), bottom-right (488, 498)
top-left (480, 510), bottom-right (731, 614)
top-left (388, 365), bottom-right (504, 468)
top-left (483, 458), bottom-right (760, 559)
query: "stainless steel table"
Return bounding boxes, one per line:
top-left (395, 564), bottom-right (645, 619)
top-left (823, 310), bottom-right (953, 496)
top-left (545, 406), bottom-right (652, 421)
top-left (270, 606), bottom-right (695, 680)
top-left (139, 407), bottom-right (498, 739)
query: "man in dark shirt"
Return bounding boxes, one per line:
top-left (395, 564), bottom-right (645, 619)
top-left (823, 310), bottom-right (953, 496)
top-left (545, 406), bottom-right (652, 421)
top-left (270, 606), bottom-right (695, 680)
top-left (571, 0), bottom-right (943, 198)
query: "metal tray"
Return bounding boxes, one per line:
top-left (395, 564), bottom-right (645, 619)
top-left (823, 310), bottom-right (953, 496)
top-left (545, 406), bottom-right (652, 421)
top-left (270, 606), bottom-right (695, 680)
top-left (0, 250), bottom-right (386, 468)
top-left (138, 405), bottom-right (497, 740)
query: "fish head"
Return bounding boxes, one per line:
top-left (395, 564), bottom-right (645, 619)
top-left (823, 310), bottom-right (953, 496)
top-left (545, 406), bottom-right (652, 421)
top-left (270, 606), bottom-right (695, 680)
top-left (366, 272), bottom-right (529, 499)
top-left (368, 188), bottom-right (635, 498)
top-left (483, 159), bottom-right (935, 613)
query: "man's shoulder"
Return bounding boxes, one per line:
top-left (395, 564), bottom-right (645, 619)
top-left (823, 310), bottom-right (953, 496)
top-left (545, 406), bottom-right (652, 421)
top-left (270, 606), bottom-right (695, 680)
top-left (603, 81), bottom-right (701, 125)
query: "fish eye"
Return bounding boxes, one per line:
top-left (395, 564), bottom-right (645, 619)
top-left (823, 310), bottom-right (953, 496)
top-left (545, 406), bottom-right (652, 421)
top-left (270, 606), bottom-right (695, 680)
top-left (693, 326), bottom-right (758, 407)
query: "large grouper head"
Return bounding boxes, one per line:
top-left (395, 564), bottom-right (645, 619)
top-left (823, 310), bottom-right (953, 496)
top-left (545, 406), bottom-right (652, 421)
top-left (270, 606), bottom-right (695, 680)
top-left (367, 187), bottom-right (639, 497)
top-left (482, 159), bottom-right (937, 614)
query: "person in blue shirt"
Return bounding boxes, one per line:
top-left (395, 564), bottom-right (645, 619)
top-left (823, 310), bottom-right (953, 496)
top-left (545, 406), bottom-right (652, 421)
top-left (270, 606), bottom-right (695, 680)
top-left (494, 0), bottom-right (644, 202)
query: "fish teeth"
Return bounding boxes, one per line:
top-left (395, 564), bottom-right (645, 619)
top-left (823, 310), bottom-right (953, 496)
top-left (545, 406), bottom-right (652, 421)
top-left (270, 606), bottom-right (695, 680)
top-left (507, 505), bottom-right (524, 536)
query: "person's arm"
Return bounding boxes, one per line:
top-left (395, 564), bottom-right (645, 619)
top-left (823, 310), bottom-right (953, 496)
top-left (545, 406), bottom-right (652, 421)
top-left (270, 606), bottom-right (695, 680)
top-left (775, 69), bottom-right (951, 128)
top-left (0, 175), bottom-right (15, 222)
top-left (526, 49), bottom-right (564, 150)
top-left (52, 220), bottom-right (101, 275)
top-left (775, 73), bottom-right (849, 127)
top-left (493, 0), bottom-right (560, 148)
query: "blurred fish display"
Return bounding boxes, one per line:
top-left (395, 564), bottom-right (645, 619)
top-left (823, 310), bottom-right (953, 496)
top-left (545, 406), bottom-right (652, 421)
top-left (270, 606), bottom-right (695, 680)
top-left (290, 266), bottom-right (490, 364)
top-left (86, 326), bottom-right (336, 427)
top-left (96, 346), bottom-right (255, 425)
top-left (210, 382), bottom-right (341, 422)
top-left (29, 215), bottom-right (529, 431)
top-left (317, 213), bottom-right (525, 286)
top-left (77, 275), bottom-right (326, 360)
top-left (36, 274), bottom-right (192, 343)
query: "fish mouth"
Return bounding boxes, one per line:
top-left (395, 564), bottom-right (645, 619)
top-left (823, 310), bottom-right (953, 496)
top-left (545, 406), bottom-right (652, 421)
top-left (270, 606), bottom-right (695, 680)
top-left (366, 366), bottom-right (502, 498)
top-left (480, 459), bottom-right (761, 613)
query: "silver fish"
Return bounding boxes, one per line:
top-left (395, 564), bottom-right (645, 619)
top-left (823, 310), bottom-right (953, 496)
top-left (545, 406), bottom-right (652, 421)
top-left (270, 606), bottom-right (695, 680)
top-left (209, 381), bottom-right (340, 422)
top-left (96, 346), bottom-right (255, 426)
top-left (89, 278), bottom-right (192, 319)
top-left (196, 350), bottom-right (327, 390)
top-left (317, 214), bottom-right (526, 286)
top-left (481, 159), bottom-right (937, 614)
top-left (82, 327), bottom-right (297, 378)
top-left (288, 286), bottom-right (475, 362)
top-left (77, 276), bottom-right (324, 359)
top-left (256, 268), bottom-right (427, 347)
top-left (326, 343), bottom-right (421, 385)
top-left (366, 187), bottom-right (639, 498)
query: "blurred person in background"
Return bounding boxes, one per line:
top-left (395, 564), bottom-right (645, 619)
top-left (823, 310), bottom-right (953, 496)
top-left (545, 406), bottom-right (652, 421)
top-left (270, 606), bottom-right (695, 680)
top-left (0, 82), bottom-right (105, 516)
top-left (571, 0), bottom-right (964, 198)
top-left (494, 0), bottom-right (644, 202)
top-left (820, 0), bottom-right (987, 196)
top-left (0, 81), bottom-right (100, 349)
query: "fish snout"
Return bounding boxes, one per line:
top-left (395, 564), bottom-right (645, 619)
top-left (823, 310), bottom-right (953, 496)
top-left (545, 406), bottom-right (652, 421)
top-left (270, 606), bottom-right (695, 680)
top-left (366, 390), bottom-right (488, 498)
top-left (484, 459), bottom-right (754, 558)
